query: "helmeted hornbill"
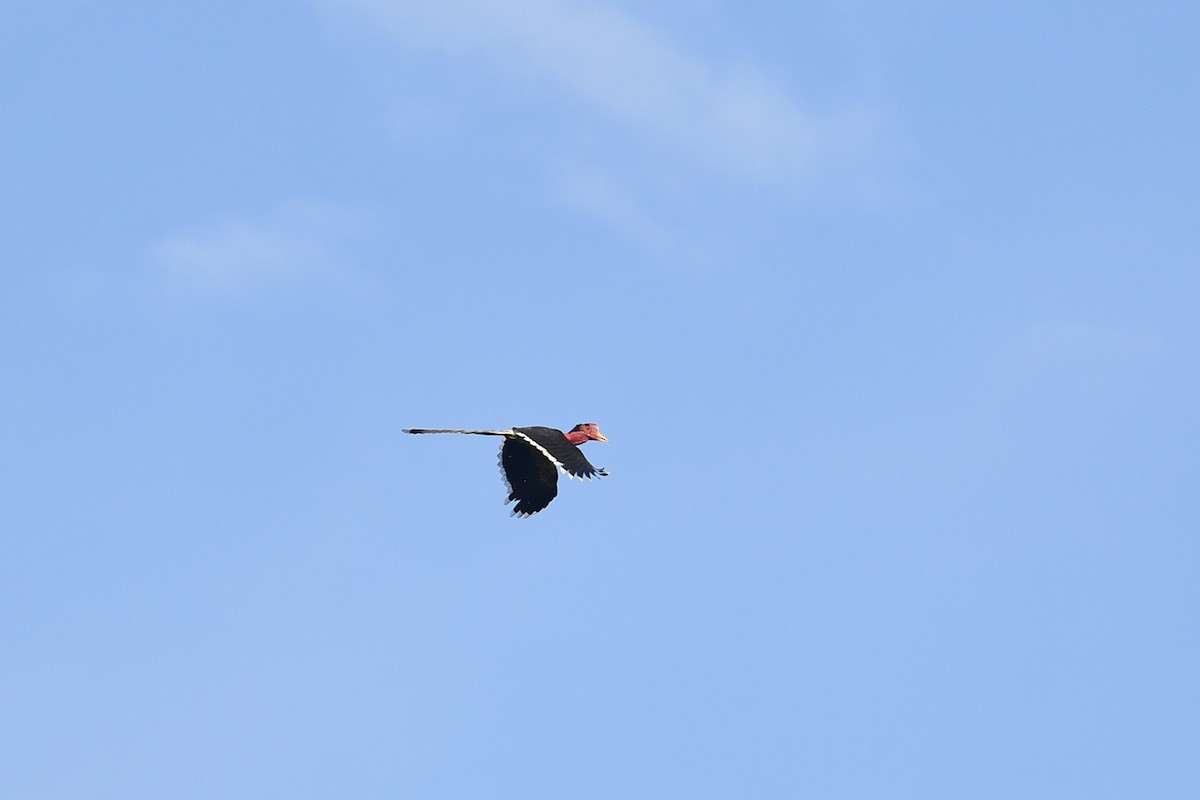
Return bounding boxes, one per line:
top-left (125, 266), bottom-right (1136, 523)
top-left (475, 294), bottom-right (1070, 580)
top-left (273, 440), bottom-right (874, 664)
top-left (403, 423), bottom-right (609, 516)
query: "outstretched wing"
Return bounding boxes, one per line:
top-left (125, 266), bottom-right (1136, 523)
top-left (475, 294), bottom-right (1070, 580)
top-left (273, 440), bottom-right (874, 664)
top-left (512, 426), bottom-right (608, 479)
top-left (499, 437), bottom-right (560, 516)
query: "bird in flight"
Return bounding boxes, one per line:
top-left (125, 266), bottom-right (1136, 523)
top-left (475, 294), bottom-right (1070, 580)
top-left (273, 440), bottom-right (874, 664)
top-left (403, 423), bottom-right (609, 516)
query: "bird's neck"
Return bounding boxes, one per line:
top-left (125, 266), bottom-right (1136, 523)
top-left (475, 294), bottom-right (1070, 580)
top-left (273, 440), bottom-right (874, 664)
top-left (564, 430), bottom-right (590, 446)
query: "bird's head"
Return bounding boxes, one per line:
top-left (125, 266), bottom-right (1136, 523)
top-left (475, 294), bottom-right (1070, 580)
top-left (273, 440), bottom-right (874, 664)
top-left (570, 423), bottom-right (608, 443)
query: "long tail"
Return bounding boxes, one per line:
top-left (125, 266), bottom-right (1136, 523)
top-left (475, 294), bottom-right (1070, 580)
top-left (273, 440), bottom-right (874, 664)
top-left (403, 428), bottom-right (513, 436)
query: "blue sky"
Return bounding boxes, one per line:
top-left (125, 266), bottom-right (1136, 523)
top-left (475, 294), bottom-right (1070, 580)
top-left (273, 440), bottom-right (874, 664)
top-left (3, 1), bottom-right (1198, 797)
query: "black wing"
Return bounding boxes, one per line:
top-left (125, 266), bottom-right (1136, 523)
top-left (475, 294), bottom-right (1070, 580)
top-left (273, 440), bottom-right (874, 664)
top-left (500, 436), bottom-right (560, 516)
top-left (512, 426), bottom-right (607, 479)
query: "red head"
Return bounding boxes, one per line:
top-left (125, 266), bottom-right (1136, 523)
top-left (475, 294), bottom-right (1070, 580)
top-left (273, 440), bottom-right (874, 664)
top-left (567, 422), bottom-right (608, 445)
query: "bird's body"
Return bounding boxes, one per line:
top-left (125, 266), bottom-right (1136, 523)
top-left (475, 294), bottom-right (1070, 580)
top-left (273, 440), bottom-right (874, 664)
top-left (403, 423), bottom-right (608, 516)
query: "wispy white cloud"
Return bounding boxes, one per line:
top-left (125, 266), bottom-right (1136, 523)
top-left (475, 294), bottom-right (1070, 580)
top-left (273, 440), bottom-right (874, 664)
top-left (321, 0), bottom-right (826, 181)
top-left (149, 203), bottom-right (368, 300)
